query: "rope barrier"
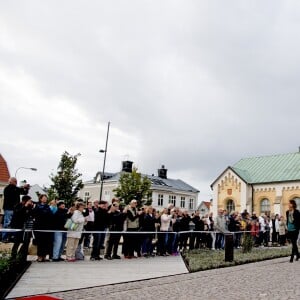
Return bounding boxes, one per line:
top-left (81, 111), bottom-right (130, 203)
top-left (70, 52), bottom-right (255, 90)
top-left (0, 228), bottom-right (253, 235)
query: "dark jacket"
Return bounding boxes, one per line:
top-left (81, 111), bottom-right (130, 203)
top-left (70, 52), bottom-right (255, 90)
top-left (192, 215), bottom-right (204, 231)
top-left (3, 184), bottom-right (29, 210)
top-left (108, 210), bottom-right (125, 231)
top-left (180, 215), bottom-right (191, 231)
top-left (53, 207), bottom-right (69, 230)
top-left (10, 203), bottom-right (34, 229)
top-left (33, 203), bottom-right (53, 230)
top-left (94, 207), bottom-right (109, 230)
top-left (141, 214), bottom-right (156, 232)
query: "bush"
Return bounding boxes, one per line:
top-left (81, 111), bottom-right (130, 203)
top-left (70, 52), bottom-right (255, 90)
top-left (241, 233), bottom-right (253, 253)
top-left (0, 254), bottom-right (31, 299)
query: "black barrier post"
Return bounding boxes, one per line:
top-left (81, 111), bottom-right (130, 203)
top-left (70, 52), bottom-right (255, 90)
top-left (224, 231), bottom-right (234, 262)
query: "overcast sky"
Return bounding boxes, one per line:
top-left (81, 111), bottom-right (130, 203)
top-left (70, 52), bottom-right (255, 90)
top-left (1, 1), bottom-right (300, 201)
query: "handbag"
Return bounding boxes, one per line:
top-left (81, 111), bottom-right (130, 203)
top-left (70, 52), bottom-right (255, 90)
top-left (64, 218), bottom-right (79, 230)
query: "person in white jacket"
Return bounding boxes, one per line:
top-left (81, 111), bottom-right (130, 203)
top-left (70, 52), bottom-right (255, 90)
top-left (157, 208), bottom-right (172, 256)
top-left (66, 202), bottom-right (86, 262)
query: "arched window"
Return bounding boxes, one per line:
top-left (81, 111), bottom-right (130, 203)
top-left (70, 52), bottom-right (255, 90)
top-left (292, 197), bottom-right (300, 209)
top-left (260, 198), bottom-right (270, 215)
top-left (226, 199), bottom-right (235, 213)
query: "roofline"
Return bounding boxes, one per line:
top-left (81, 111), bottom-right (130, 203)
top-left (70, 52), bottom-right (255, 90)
top-left (151, 186), bottom-right (200, 194)
top-left (210, 166), bottom-right (248, 189)
top-left (250, 179), bottom-right (300, 185)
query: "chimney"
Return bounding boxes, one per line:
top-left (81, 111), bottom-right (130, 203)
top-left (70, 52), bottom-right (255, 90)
top-left (158, 165), bottom-right (167, 179)
top-left (121, 161), bottom-right (133, 173)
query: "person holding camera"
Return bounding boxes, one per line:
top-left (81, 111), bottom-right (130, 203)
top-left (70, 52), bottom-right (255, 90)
top-left (104, 202), bottom-right (125, 259)
top-left (10, 195), bottom-right (34, 261)
top-left (2, 177), bottom-right (30, 242)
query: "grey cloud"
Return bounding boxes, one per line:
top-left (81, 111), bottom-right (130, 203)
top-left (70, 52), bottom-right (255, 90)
top-left (1, 1), bottom-right (300, 200)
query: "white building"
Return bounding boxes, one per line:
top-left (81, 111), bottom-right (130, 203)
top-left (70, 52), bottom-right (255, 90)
top-left (197, 201), bottom-right (211, 217)
top-left (78, 161), bottom-right (200, 213)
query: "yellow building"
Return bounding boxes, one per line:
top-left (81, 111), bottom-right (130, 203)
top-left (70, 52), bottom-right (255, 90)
top-left (211, 151), bottom-right (300, 217)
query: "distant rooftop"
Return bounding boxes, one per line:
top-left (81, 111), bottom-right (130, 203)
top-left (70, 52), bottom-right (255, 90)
top-left (0, 154), bottom-right (10, 183)
top-left (87, 170), bottom-right (199, 194)
top-left (232, 152), bottom-right (300, 184)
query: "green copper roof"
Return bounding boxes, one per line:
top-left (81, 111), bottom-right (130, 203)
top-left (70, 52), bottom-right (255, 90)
top-left (232, 152), bottom-right (300, 184)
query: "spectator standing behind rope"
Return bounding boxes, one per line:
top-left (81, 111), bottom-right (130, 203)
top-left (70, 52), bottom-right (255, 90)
top-left (90, 200), bottom-right (109, 261)
top-left (278, 216), bottom-right (287, 246)
top-left (157, 208), bottom-right (172, 256)
top-left (33, 194), bottom-right (53, 262)
top-left (52, 201), bottom-right (68, 262)
top-left (66, 202), bottom-right (86, 262)
top-left (2, 177), bottom-right (30, 242)
top-left (215, 209), bottom-right (226, 250)
top-left (123, 199), bottom-right (141, 259)
top-left (104, 202), bottom-right (125, 260)
top-left (286, 199), bottom-right (300, 263)
top-left (140, 206), bottom-right (156, 257)
top-left (82, 201), bottom-right (94, 249)
top-left (10, 195), bottom-right (34, 261)
top-left (179, 210), bottom-right (191, 251)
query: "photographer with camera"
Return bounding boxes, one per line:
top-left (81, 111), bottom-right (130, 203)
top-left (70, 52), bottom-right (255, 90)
top-left (10, 195), bottom-right (35, 261)
top-left (2, 177), bottom-right (30, 242)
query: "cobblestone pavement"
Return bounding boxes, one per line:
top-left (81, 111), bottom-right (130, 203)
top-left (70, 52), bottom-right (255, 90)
top-left (50, 257), bottom-right (299, 300)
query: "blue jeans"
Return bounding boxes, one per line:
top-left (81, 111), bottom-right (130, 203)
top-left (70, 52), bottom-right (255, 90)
top-left (53, 232), bottom-right (67, 259)
top-left (2, 210), bottom-right (14, 240)
top-left (216, 233), bottom-right (224, 249)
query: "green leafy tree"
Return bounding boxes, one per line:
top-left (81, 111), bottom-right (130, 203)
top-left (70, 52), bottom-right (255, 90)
top-left (113, 167), bottom-right (152, 207)
top-left (48, 151), bottom-right (84, 207)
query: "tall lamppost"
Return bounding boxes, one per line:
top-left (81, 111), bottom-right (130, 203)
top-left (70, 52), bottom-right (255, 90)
top-left (15, 167), bottom-right (37, 179)
top-left (99, 121), bottom-right (110, 201)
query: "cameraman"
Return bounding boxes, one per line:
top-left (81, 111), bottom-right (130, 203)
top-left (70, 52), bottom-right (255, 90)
top-left (2, 177), bottom-right (30, 242)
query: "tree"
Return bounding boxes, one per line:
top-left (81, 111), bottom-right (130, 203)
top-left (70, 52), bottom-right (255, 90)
top-left (113, 167), bottom-right (152, 207)
top-left (48, 151), bottom-right (84, 207)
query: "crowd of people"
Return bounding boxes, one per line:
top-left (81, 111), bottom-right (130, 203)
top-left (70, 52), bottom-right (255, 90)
top-left (1, 177), bottom-right (299, 263)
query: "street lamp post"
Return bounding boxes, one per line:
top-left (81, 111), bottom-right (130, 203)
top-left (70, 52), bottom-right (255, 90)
top-left (99, 121), bottom-right (110, 201)
top-left (15, 167), bottom-right (37, 179)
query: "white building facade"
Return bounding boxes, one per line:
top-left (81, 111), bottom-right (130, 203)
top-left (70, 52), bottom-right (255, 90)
top-left (78, 162), bottom-right (200, 213)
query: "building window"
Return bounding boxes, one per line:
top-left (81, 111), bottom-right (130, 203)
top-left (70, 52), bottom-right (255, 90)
top-left (104, 190), bottom-right (110, 201)
top-left (180, 197), bottom-right (185, 208)
top-left (292, 197), bottom-right (300, 209)
top-left (84, 191), bottom-right (90, 203)
top-left (169, 195), bottom-right (176, 206)
top-left (158, 194), bottom-right (164, 206)
top-left (260, 198), bottom-right (270, 215)
top-left (189, 198), bottom-right (194, 210)
top-left (226, 199), bottom-right (235, 213)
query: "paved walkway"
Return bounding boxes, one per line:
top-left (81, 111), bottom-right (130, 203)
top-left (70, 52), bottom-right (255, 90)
top-left (6, 255), bottom-right (188, 299)
top-left (15, 257), bottom-right (300, 300)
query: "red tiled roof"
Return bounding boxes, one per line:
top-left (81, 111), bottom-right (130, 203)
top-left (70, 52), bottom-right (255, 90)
top-left (0, 154), bottom-right (10, 183)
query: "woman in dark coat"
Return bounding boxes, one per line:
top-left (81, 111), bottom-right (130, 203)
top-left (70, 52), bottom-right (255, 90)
top-left (286, 199), bottom-right (300, 262)
top-left (33, 194), bottom-right (53, 262)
